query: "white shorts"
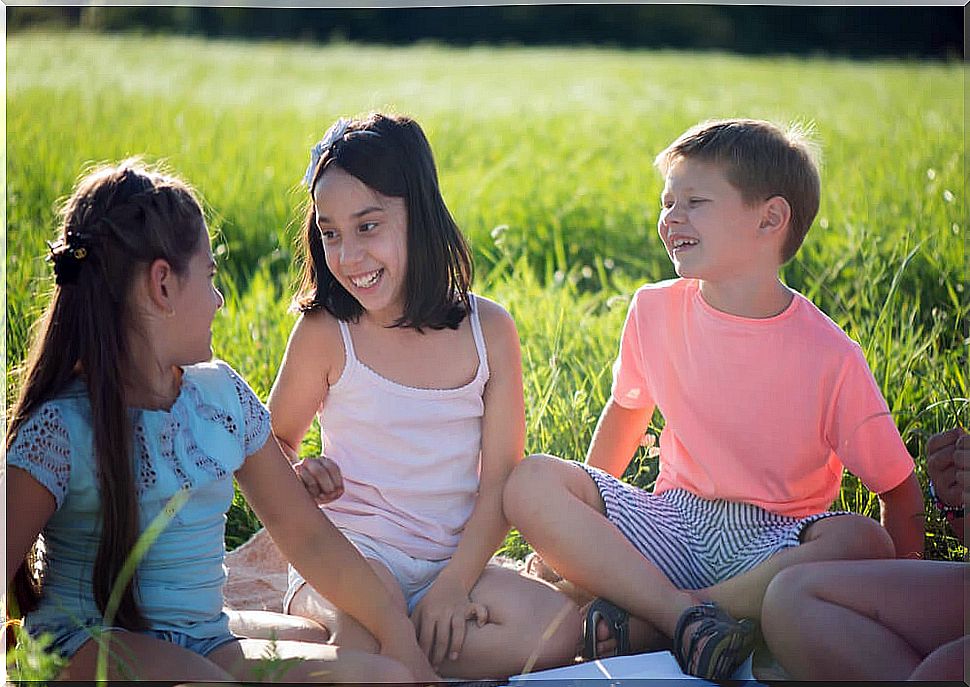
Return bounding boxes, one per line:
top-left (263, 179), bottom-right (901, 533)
top-left (283, 528), bottom-right (450, 615)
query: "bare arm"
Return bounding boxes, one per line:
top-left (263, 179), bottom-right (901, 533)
top-left (6, 467), bottom-right (56, 585)
top-left (878, 471), bottom-right (925, 558)
top-left (234, 436), bottom-right (437, 682)
top-left (439, 303), bottom-right (524, 590)
top-left (411, 301), bottom-right (525, 664)
top-left (585, 397), bottom-right (655, 478)
top-left (268, 312), bottom-right (335, 463)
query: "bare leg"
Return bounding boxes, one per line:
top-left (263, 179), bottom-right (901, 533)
top-left (62, 632), bottom-right (236, 681)
top-left (909, 635), bottom-right (969, 681)
top-left (698, 512), bottom-right (896, 620)
top-left (503, 455), bottom-right (697, 640)
top-left (227, 608), bottom-right (330, 643)
top-left (761, 559), bottom-right (966, 680)
top-left (435, 565), bottom-right (582, 679)
top-left (505, 455), bottom-right (897, 657)
top-left (286, 558), bottom-right (406, 652)
top-left (207, 637), bottom-right (412, 682)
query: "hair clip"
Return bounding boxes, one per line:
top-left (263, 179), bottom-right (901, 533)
top-left (303, 118), bottom-right (350, 189)
top-left (47, 231), bottom-right (94, 285)
top-left (302, 119), bottom-right (382, 189)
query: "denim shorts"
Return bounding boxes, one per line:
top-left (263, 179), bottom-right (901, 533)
top-left (29, 618), bottom-right (239, 660)
top-left (285, 528), bottom-right (450, 615)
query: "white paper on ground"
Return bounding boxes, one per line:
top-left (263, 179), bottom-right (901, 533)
top-left (507, 650), bottom-right (758, 684)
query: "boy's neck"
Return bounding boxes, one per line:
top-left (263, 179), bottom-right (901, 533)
top-left (698, 275), bottom-right (792, 319)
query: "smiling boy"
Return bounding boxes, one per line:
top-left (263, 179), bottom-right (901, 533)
top-left (503, 119), bottom-right (925, 680)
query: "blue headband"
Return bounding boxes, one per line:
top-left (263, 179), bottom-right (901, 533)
top-left (302, 118), bottom-right (380, 190)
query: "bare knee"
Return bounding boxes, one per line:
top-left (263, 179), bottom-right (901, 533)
top-left (805, 514), bottom-right (895, 560)
top-left (503, 454), bottom-right (566, 523)
top-left (762, 564), bottom-right (816, 634)
top-left (909, 635), bottom-right (970, 681)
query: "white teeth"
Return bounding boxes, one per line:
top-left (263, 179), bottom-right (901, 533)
top-left (673, 238), bottom-right (698, 248)
top-left (350, 269), bottom-right (382, 288)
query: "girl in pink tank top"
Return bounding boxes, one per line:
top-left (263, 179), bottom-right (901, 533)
top-left (268, 113), bottom-right (581, 680)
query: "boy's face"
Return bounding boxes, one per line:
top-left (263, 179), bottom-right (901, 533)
top-left (658, 158), bottom-right (768, 282)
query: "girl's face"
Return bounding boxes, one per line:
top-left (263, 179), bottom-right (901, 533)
top-left (313, 166), bottom-right (409, 324)
top-left (168, 224), bottom-right (224, 364)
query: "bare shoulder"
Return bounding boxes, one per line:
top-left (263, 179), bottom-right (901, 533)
top-left (283, 308), bottom-right (345, 377)
top-left (473, 294), bottom-right (518, 340)
top-left (472, 295), bottom-right (521, 373)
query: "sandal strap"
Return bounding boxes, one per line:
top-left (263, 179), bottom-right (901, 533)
top-left (673, 603), bottom-right (755, 680)
top-left (582, 598), bottom-right (631, 660)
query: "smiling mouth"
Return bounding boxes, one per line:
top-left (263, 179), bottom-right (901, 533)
top-left (671, 238), bottom-right (698, 250)
top-left (350, 269), bottom-right (383, 288)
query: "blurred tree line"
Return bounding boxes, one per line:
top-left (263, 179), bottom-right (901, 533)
top-left (7, 4), bottom-right (963, 59)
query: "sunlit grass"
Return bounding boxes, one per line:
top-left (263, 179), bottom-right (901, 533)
top-left (7, 31), bottom-right (966, 581)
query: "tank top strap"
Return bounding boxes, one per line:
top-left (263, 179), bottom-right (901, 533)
top-left (467, 294), bottom-right (490, 382)
top-left (336, 318), bottom-right (359, 369)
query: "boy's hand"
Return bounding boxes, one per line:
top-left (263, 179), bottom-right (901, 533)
top-left (410, 571), bottom-right (488, 668)
top-left (293, 456), bottom-right (344, 504)
top-left (926, 428), bottom-right (969, 509)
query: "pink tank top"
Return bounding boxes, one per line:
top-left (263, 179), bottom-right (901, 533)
top-left (320, 295), bottom-right (489, 560)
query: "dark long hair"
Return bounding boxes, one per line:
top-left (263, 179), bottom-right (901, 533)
top-left (8, 160), bottom-right (205, 629)
top-left (296, 112), bottom-right (473, 330)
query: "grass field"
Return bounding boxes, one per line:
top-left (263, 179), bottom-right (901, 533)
top-left (6, 31), bottom-right (967, 567)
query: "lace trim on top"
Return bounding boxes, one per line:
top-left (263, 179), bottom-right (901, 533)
top-left (7, 405), bottom-right (73, 508)
top-left (222, 365), bottom-right (271, 455)
top-left (133, 421), bottom-right (158, 495)
top-left (8, 363), bottom-right (270, 507)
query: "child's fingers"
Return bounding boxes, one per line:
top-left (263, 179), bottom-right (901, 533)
top-left (447, 611), bottom-right (467, 662)
top-left (302, 459), bottom-right (341, 498)
top-left (927, 428), bottom-right (962, 456)
top-left (415, 613), bottom-right (435, 660)
top-left (927, 440), bottom-right (958, 479)
top-left (468, 602), bottom-right (489, 627)
top-left (293, 462), bottom-right (323, 498)
top-left (323, 458), bottom-right (344, 493)
top-left (431, 617), bottom-right (453, 666)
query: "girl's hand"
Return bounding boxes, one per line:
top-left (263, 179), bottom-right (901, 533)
top-left (293, 456), bottom-right (344, 504)
top-left (411, 571), bottom-right (488, 667)
top-left (927, 428), bottom-right (969, 509)
top-left (379, 632), bottom-right (442, 684)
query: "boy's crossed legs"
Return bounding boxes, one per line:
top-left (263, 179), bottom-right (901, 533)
top-left (503, 454), bottom-right (896, 663)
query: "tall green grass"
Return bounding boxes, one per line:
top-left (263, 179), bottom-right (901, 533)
top-left (7, 31), bottom-right (966, 573)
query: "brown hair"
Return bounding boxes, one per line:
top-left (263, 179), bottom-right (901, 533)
top-left (655, 119), bottom-right (821, 263)
top-left (296, 112), bottom-right (472, 331)
top-left (7, 160), bottom-right (206, 629)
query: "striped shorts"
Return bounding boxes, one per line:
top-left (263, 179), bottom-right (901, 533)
top-left (580, 464), bottom-right (845, 590)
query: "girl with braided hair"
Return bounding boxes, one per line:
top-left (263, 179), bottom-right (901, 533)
top-left (6, 160), bottom-right (438, 682)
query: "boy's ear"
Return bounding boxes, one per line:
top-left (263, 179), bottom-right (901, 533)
top-left (759, 195), bottom-right (792, 238)
top-left (146, 258), bottom-right (176, 315)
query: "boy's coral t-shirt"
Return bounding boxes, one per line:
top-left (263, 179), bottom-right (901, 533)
top-left (611, 278), bottom-right (914, 518)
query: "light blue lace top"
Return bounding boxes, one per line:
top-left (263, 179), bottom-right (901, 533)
top-left (8, 360), bottom-right (270, 638)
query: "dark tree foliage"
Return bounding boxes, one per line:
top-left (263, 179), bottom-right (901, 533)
top-left (8, 5), bottom-right (963, 59)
